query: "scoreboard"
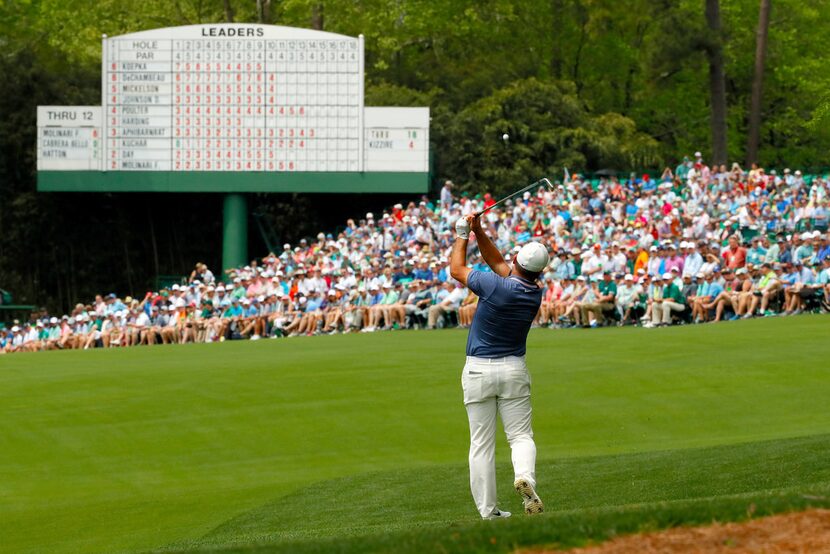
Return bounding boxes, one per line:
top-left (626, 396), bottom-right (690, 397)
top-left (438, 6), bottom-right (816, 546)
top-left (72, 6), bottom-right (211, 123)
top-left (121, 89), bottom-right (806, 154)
top-left (104, 25), bottom-right (362, 172)
top-left (37, 24), bottom-right (430, 193)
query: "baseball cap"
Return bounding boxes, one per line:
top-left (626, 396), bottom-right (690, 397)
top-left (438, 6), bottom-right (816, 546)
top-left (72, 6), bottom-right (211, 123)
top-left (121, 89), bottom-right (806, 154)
top-left (662, 272), bottom-right (672, 280)
top-left (516, 242), bottom-right (550, 273)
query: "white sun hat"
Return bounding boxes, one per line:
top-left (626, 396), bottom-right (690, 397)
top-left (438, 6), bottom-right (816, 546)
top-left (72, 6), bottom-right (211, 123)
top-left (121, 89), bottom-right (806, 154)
top-left (516, 242), bottom-right (550, 273)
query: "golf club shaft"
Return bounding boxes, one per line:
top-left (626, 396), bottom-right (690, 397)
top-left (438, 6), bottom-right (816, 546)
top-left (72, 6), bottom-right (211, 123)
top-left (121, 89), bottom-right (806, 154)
top-left (477, 178), bottom-right (552, 216)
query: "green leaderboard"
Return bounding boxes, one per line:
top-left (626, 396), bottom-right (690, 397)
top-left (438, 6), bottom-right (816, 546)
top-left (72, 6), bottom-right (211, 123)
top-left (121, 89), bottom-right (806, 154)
top-left (36, 24), bottom-right (431, 193)
top-left (37, 170), bottom-right (428, 193)
top-left (36, 23), bottom-right (431, 272)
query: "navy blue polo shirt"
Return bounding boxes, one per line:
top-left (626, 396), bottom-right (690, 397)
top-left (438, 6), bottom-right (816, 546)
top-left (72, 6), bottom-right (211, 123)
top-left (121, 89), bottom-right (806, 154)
top-left (466, 270), bottom-right (543, 358)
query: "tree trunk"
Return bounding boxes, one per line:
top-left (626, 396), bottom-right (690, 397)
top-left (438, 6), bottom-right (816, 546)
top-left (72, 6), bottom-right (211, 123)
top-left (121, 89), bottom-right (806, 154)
top-left (257, 0), bottom-right (271, 24)
top-left (705, 0), bottom-right (728, 165)
top-left (311, 4), bottom-right (324, 30)
top-left (746, 0), bottom-right (771, 165)
top-left (549, 0), bottom-right (564, 79)
top-left (223, 0), bottom-right (234, 23)
top-left (572, 1), bottom-right (588, 93)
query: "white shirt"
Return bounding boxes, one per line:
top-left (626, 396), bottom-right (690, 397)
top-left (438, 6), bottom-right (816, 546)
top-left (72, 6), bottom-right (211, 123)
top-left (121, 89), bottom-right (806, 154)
top-left (444, 287), bottom-right (468, 308)
top-left (682, 252), bottom-right (703, 278)
top-left (440, 186), bottom-right (453, 208)
top-left (608, 252), bottom-right (627, 273)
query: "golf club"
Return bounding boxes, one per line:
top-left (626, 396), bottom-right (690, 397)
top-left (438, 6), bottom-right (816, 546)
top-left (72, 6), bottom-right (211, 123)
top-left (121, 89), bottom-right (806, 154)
top-left (476, 178), bottom-right (555, 216)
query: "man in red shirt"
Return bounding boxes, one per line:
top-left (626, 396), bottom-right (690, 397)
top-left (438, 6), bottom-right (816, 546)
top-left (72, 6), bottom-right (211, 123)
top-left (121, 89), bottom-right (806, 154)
top-left (483, 193), bottom-right (496, 210)
top-left (722, 235), bottom-right (747, 270)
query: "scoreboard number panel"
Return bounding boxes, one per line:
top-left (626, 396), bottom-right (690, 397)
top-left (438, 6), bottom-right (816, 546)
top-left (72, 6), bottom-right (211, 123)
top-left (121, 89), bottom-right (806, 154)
top-left (37, 106), bottom-right (102, 171)
top-left (364, 107), bottom-right (429, 172)
top-left (103, 24), bottom-right (363, 172)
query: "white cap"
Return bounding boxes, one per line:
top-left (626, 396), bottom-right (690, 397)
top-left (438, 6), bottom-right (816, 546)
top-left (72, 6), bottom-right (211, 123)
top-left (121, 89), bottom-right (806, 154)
top-left (49, 317), bottom-right (58, 324)
top-left (624, 274), bottom-right (633, 281)
top-left (516, 242), bottom-right (550, 273)
top-left (662, 272), bottom-right (672, 280)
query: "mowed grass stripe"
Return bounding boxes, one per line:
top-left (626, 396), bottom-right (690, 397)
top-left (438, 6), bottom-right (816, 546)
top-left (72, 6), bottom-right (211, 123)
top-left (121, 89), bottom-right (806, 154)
top-left (180, 484), bottom-right (830, 554)
top-left (0, 315), bottom-right (827, 553)
top-left (192, 433), bottom-right (830, 548)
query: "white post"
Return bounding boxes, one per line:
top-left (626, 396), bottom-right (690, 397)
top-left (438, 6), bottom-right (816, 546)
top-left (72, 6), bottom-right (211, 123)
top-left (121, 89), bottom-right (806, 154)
top-left (101, 34), bottom-right (108, 172)
top-left (358, 33), bottom-right (365, 173)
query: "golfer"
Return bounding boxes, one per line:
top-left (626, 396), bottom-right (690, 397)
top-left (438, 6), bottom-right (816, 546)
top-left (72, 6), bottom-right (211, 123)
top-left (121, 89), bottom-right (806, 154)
top-left (450, 213), bottom-right (548, 519)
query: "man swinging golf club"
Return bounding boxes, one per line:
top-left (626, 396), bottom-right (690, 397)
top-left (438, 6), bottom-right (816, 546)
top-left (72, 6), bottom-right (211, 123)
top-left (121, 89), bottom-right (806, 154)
top-left (450, 211), bottom-right (549, 520)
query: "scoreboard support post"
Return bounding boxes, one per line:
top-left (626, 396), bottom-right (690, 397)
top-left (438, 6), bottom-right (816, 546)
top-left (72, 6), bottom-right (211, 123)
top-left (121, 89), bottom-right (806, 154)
top-left (222, 193), bottom-right (248, 276)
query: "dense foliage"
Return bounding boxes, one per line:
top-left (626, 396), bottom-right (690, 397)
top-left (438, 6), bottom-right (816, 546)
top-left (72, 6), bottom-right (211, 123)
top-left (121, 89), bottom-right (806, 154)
top-left (1, 0), bottom-right (828, 310)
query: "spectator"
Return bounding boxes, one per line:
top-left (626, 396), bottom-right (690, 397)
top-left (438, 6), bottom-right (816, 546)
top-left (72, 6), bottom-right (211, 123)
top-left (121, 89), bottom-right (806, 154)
top-left (8, 159), bottom-right (830, 354)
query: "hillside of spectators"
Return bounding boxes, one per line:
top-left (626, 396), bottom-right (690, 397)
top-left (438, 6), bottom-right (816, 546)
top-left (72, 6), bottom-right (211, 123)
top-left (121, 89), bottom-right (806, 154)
top-left (3, 155), bottom-right (829, 353)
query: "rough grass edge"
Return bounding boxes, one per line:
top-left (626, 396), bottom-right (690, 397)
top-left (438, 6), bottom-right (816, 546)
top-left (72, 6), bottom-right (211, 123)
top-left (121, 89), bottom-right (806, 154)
top-left (158, 483), bottom-right (830, 554)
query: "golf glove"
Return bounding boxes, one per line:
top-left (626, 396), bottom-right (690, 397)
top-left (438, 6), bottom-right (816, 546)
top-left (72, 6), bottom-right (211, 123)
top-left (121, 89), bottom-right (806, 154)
top-left (455, 217), bottom-right (471, 240)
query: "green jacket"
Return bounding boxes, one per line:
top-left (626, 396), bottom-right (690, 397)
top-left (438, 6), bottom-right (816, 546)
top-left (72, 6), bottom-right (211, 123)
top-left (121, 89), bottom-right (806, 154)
top-left (663, 283), bottom-right (685, 305)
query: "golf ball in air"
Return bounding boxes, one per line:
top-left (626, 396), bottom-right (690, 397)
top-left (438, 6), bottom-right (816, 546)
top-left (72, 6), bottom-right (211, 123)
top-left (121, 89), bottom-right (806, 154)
top-left (502, 133), bottom-right (509, 141)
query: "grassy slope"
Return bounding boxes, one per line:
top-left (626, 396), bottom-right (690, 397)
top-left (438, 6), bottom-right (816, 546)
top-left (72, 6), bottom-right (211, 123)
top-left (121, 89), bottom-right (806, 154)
top-left (187, 434), bottom-right (830, 552)
top-left (0, 316), bottom-right (828, 553)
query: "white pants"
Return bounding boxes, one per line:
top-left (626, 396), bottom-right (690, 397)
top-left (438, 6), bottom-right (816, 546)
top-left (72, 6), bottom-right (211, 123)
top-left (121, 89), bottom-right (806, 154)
top-left (462, 355), bottom-right (536, 518)
top-left (652, 300), bottom-right (685, 324)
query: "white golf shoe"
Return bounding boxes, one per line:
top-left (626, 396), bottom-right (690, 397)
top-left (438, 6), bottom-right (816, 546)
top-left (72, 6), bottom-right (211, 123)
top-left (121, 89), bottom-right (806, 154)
top-left (514, 478), bottom-right (544, 515)
top-left (483, 508), bottom-right (511, 520)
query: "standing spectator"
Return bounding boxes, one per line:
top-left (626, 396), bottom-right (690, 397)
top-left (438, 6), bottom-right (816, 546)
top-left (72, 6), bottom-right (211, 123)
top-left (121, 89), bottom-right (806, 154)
top-left (441, 180), bottom-right (454, 211)
top-left (722, 235), bottom-right (747, 269)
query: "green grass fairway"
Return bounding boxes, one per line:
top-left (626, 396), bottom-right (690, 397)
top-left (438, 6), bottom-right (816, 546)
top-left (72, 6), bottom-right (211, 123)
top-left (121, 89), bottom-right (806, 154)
top-left (1, 316), bottom-right (829, 553)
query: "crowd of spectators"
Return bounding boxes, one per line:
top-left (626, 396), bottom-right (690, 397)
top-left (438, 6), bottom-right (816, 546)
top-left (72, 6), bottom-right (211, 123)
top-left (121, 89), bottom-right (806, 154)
top-left (3, 153), bottom-right (829, 353)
